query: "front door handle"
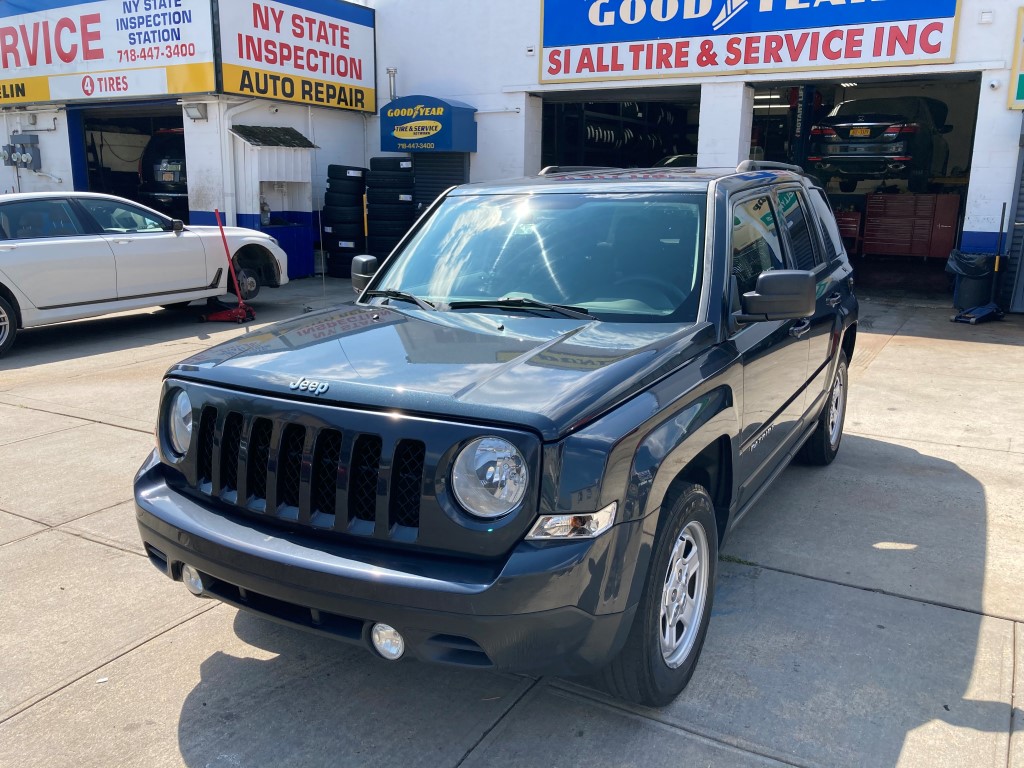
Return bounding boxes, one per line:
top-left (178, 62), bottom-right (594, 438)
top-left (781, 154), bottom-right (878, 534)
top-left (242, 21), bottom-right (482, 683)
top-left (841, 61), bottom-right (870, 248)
top-left (111, 238), bottom-right (132, 244)
top-left (0, 245), bottom-right (15, 251)
top-left (826, 292), bottom-right (842, 308)
top-left (790, 319), bottom-right (811, 339)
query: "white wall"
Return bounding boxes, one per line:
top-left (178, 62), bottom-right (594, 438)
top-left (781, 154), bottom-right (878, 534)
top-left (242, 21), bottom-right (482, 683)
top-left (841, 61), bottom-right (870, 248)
top-left (372, 0), bottom-right (541, 180)
top-left (0, 109), bottom-right (73, 194)
top-left (177, 97), bottom-right (366, 223)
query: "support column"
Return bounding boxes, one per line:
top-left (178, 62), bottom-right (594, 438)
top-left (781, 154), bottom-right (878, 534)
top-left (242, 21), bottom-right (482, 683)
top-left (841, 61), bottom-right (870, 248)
top-left (961, 68), bottom-right (1022, 253)
top-left (697, 82), bottom-right (754, 168)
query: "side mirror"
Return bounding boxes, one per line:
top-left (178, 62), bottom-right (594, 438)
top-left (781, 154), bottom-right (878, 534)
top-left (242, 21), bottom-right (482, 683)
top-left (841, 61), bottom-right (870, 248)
top-left (734, 270), bottom-right (816, 323)
top-left (170, 219), bottom-right (184, 232)
top-left (940, 124), bottom-right (953, 135)
top-left (351, 255), bottom-right (379, 293)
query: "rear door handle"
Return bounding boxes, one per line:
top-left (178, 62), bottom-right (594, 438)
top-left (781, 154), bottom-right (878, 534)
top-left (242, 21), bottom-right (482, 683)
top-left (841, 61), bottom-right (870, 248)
top-left (111, 238), bottom-right (132, 244)
top-left (789, 319), bottom-right (811, 339)
top-left (826, 292), bottom-right (842, 308)
top-left (0, 245), bottom-right (15, 251)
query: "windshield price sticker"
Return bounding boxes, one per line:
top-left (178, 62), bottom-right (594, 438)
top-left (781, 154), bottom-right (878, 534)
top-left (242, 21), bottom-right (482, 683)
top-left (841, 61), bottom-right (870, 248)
top-left (541, 0), bottom-right (959, 82)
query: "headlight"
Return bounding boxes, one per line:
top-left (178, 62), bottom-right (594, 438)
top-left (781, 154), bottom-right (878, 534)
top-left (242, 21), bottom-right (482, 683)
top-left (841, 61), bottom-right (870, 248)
top-left (166, 389), bottom-right (193, 457)
top-left (451, 437), bottom-right (528, 519)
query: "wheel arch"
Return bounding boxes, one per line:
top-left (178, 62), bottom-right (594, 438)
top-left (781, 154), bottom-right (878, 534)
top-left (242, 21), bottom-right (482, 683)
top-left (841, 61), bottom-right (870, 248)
top-left (232, 244), bottom-right (282, 287)
top-left (0, 282), bottom-right (22, 328)
top-left (841, 322), bottom-right (857, 364)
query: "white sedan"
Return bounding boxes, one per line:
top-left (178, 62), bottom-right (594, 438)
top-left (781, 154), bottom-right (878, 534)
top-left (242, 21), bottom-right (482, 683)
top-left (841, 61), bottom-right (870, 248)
top-left (0, 192), bottom-right (288, 357)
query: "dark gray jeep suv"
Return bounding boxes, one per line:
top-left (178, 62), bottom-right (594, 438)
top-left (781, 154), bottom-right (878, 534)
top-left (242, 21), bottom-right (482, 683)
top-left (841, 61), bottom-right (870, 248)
top-left (135, 162), bottom-right (857, 706)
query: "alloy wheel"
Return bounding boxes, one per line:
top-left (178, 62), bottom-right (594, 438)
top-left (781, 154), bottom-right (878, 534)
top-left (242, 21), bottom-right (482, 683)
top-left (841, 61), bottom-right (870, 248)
top-left (828, 364), bottom-right (846, 449)
top-left (659, 520), bottom-right (710, 668)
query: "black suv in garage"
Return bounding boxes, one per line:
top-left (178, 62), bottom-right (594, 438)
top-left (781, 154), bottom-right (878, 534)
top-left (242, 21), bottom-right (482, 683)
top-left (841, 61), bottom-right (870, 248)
top-left (135, 162), bottom-right (858, 706)
top-left (808, 96), bottom-right (951, 192)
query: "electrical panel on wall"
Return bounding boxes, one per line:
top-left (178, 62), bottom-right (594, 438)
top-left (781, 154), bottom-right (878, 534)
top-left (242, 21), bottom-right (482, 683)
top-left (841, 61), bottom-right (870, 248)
top-left (2, 134), bottom-right (41, 170)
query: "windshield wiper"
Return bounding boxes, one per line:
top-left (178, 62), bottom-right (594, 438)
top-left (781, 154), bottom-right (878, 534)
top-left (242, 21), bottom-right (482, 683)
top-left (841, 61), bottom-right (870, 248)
top-left (362, 289), bottom-right (436, 311)
top-left (446, 297), bottom-right (594, 320)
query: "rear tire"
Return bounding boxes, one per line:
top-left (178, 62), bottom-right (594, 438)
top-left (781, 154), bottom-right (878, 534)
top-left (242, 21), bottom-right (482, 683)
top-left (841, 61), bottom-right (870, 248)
top-left (797, 350), bottom-right (848, 466)
top-left (0, 294), bottom-right (17, 358)
top-left (600, 483), bottom-right (718, 707)
top-left (838, 178), bottom-right (858, 193)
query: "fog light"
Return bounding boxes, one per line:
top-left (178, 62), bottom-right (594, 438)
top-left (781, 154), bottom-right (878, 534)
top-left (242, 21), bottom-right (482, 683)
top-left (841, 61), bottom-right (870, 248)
top-left (181, 564), bottom-right (204, 596)
top-left (370, 623), bottom-right (405, 660)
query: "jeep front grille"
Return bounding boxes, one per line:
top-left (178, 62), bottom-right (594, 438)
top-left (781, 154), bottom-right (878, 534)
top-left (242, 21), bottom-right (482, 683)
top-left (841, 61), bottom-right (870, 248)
top-left (192, 408), bottom-right (425, 538)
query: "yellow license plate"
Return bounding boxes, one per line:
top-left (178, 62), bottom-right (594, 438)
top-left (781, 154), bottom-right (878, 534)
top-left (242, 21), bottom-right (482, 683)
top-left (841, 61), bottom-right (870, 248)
top-left (161, 172), bottom-right (175, 181)
top-left (849, 127), bottom-right (871, 137)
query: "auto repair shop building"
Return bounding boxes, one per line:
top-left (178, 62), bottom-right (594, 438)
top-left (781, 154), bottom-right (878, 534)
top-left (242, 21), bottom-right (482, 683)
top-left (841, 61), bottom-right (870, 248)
top-left (3, 0), bottom-right (1024, 309)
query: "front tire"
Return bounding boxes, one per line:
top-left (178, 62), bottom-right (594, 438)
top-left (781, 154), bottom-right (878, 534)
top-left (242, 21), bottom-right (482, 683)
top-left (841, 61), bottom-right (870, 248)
top-left (600, 483), bottom-right (718, 707)
top-left (0, 295), bottom-right (17, 358)
top-left (797, 350), bottom-right (848, 466)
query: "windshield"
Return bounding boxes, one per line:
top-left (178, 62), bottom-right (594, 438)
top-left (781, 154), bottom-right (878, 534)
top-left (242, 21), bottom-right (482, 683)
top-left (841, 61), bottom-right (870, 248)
top-left (373, 192), bottom-right (706, 323)
top-left (831, 98), bottom-right (922, 119)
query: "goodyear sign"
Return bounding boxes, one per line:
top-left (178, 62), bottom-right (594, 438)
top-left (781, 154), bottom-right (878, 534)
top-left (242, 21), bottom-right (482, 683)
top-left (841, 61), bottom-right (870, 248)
top-left (0, 0), bottom-right (215, 106)
top-left (541, 0), bottom-right (960, 82)
top-left (218, 0), bottom-right (375, 112)
top-left (380, 94), bottom-right (478, 153)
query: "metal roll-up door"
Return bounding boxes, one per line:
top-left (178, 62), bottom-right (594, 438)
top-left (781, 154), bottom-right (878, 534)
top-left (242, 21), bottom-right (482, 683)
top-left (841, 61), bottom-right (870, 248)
top-left (413, 153), bottom-right (469, 209)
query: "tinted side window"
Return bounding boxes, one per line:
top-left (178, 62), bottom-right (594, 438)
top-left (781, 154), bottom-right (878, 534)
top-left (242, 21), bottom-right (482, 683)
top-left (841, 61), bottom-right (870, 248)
top-left (777, 189), bottom-right (821, 270)
top-left (0, 199), bottom-right (84, 240)
top-left (810, 188), bottom-right (843, 261)
top-left (731, 195), bottom-right (784, 296)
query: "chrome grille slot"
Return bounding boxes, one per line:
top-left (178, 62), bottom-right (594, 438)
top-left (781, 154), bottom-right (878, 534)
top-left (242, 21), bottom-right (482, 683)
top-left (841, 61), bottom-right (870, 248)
top-left (349, 435), bottom-right (381, 524)
top-left (310, 429), bottom-right (342, 527)
top-left (276, 424), bottom-right (306, 514)
top-left (220, 412), bottom-right (244, 501)
top-left (390, 440), bottom-right (425, 529)
top-left (196, 407), bottom-right (217, 490)
top-left (246, 418), bottom-right (274, 510)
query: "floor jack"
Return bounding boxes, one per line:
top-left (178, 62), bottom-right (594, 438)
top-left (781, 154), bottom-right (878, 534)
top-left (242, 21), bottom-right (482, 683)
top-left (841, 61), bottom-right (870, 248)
top-left (199, 208), bottom-right (256, 324)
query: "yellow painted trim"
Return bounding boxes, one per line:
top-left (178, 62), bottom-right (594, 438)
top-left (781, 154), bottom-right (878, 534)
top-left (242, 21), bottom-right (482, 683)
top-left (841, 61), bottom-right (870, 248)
top-left (0, 75), bottom-right (51, 106)
top-left (166, 63), bottom-right (217, 94)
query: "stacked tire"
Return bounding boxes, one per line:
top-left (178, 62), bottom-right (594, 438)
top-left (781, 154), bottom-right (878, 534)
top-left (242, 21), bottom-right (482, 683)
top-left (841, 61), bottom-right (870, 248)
top-left (366, 157), bottom-right (415, 258)
top-left (322, 164), bottom-right (367, 277)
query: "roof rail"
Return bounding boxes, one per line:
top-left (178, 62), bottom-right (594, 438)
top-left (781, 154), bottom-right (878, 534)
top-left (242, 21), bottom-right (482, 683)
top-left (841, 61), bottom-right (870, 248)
top-left (538, 165), bottom-right (619, 176)
top-left (735, 160), bottom-right (806, 174)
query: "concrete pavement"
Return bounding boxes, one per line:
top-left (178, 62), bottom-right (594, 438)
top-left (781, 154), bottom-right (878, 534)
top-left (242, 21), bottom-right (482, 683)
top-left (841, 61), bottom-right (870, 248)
top-left (0, 278), bottom-right (1021, 767)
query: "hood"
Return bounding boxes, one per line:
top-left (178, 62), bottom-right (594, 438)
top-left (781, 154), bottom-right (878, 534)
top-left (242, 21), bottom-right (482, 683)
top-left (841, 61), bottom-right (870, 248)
top-left (169, 304), bottom-right (714, 439)
top-left (187, 225), bottom-right (276, 241)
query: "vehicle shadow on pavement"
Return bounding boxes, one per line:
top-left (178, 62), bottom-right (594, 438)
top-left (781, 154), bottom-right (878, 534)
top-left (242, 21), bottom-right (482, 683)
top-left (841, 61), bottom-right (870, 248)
top-left (559, 434), bottom-right (1014, 767)
top-left (172, 435), bottom-right (1013, 768)
top-left (175, 610), bottom-right (532, 768)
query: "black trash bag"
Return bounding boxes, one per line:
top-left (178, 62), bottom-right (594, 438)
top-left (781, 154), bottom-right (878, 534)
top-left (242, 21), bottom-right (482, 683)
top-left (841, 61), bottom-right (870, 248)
top-left (945, 249), bottom-right (995, 278)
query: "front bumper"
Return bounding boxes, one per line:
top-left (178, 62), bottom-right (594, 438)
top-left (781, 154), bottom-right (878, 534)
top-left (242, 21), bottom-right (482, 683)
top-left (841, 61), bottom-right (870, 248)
top-left (135, 461), bottom-right (640, 676)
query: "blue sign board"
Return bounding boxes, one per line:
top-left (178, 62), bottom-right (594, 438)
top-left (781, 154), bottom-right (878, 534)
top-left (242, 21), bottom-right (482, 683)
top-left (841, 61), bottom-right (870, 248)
top-left (380, 95), bottom-right (478, 153)
top-left (541, 0), bottom-right (961, 82)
